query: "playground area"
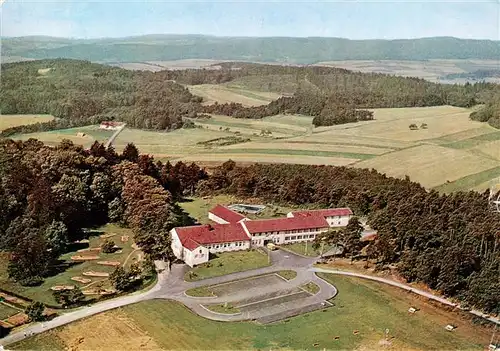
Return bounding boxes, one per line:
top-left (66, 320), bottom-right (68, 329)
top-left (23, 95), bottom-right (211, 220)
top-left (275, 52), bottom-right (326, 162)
top-left (0, 224), bottom-right (143, 306)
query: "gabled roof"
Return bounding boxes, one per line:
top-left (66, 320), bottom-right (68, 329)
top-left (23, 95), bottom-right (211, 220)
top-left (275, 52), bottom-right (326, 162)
top-left (209, 204), bottom-right (247, 223)
top-left (174, 223), bottom-right (250, 250)
top-left (242, 216), bottom-right (329, 234)
top-left (290, 208), bottom-right (353, 218)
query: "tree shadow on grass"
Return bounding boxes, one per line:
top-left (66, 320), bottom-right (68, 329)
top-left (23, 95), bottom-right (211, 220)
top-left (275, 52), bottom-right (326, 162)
top-left (46, 260), bottom-right (83, 278)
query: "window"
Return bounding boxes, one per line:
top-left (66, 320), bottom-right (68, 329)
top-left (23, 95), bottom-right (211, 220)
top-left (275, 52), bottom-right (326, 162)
top-left (291, 236), bottom-right (297, 240)
top-left (297, 235), bottom-right (302, 239)
top-left (309, 234), bottom-right (315, 238)
top-left (199, 249), bottom-right (202, 254)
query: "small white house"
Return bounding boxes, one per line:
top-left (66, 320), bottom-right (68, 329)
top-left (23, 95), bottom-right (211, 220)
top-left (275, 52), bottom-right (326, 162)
top-left (208, 205), bottom-right (248, 224)
top-left (287, 208), bottom-right (353, 227)
top-left (171, 223), bottom-right (251, 267)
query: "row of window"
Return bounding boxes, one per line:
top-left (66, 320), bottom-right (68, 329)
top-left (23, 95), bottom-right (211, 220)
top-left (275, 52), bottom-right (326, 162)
top-left (284, 234), bottom-right (315, 241)
top-left (251, 228), bottom-right (324, 237)
top-left (206, 241), bottom-right (246, 250)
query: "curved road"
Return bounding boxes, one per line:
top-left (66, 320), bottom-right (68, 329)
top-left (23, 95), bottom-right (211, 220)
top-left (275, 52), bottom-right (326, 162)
top-left (1, 250), bottom-right (498, 347)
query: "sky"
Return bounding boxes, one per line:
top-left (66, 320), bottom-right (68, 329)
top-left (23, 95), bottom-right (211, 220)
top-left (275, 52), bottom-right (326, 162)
top-left (1, 0), bottom-right (499, 40)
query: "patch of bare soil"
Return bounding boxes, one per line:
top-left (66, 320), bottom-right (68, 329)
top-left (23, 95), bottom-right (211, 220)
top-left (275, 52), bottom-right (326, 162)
top-left (82, 271), bottom-right (109, 277)
top-left (96, 261), bottom-right (121, 267)
top-left (58, 309), bottom-right (162, 351)
top-left (71, 277), bottom-right (92, 284)
top-left (71, 255), bottom-right (99, 261)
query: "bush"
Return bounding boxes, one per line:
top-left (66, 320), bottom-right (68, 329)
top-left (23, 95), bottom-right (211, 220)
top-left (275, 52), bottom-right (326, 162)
top-left (25, 301), bottom-right (45, 322)
top-left (101, 240), bottom-right (116, 253)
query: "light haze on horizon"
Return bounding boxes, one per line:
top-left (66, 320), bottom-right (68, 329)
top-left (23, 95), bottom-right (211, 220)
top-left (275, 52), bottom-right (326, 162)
top-left (1, 0), bottom-right (499, 40)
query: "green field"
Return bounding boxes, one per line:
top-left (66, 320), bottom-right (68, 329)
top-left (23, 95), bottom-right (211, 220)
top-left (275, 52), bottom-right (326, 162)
top-left (0, 224), bottom-right (143, 306)
top-left (10, 100), bottom-right (500, 193)
top-left (204, 303), bottom-right (240, 314)
top-left (12, 274), bottom-right (492, 350)
top-left (184, 250), bottom-right (270, 282)
top-left (0, 303), bottom-right (22, 320)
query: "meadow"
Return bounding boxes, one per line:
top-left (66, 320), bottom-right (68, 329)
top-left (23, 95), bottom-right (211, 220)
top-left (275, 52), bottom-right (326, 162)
top-left (0, 114), bottom-right (54, 131)
top-left (12, 274), bottom-right (492, 350)
top-left (9, 92), bottom-right (500, 193)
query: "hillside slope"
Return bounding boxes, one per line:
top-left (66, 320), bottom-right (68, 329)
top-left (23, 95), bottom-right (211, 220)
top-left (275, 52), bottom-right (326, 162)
top-left (3, 35), bottom-right (500, 63)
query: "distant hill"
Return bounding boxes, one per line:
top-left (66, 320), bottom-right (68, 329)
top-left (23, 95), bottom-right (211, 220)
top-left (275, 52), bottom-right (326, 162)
top-left (2, 35), bottom-right (500, 63)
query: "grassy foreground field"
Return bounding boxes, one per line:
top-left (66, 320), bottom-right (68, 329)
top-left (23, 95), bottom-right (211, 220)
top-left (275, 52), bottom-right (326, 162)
top-left (12, 275), bottom-right (491, 350)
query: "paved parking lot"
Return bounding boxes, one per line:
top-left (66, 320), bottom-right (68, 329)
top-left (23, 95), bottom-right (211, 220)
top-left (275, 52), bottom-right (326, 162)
top-left (210, 274), bottom-right (284, 297)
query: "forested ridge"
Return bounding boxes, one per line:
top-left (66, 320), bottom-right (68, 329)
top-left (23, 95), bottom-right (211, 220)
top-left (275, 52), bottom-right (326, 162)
top-left (4, 35), bottom-right (500, 63)
top-left (0, 59), bottom-right (203, 136)
top-left (3, 59), bottom-right (498, 131)
top-left (196, 162), bottom-right (500, 314)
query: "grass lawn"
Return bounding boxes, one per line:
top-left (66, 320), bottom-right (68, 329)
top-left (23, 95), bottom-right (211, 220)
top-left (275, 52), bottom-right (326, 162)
top-left (0, 303), bottom-right (22, 320)
top-left (0, 224), bottom-right (140, 306)
top-left (276, 270), bottom-right (297, 280)
top-left (184, 250), bottom-right (270, 282)
top-left (204, 303), bottom-right (240, 314)
top-left (300, 282), bottom-right (320, 295)
top-left (177, 194), bottom-right (238, 224)
top-left (185, 286), bottom-right (216, 297)
top-left (281, 242), bottom-right (331, 257)
top-left (12, 274), bottom-right (491, 350)
top-left (210, 147), bottom-right (376, 160)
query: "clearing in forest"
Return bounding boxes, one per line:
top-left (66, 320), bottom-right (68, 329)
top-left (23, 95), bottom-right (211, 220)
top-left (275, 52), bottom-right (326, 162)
top-left (187, 84), bottom-right (281, 107)
top-left (0, 114), bottom-right (54, 132)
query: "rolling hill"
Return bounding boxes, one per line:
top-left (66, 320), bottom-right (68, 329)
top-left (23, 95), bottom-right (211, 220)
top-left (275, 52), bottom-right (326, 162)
top-left (3, 35), bottom-right (500, 63)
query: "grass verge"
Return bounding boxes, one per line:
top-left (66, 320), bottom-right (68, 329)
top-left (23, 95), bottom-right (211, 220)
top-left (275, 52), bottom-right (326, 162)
top-left (185, 286), bottom-right (216, 298)
top-left (204, 303), bottom-right (240, 314)
top-left (300, 282), bottom-right (320, 295)
top-left (276, 270), bottom-right (297, 281)
top-left (210, 148), bottom-right (375, 159)
top-left (281, 242), bottom-right (332, 257)
top-left (184, 250), bottom-right (270, 282)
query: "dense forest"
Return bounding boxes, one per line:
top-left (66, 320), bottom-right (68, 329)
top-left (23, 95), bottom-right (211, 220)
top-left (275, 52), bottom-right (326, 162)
top-left (196, 162), bottom-right (500, 314)
top-left (0, 139), bottom-right (206, 286)
top-left (1, 137), bottom-right (499, 313)
top-left (4, 35), bottom-right (500, 63)
top-left (0, 59), bottom-right (203, 136)
top-left (3, 59), bottom-right (498, 132)
top-left (470, 91), bottom-right (500, 129)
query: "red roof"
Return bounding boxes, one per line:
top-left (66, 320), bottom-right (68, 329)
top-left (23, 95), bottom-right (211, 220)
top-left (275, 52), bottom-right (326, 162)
top-left (242, 216), bottom-right (329, 234)
top-left (174, 223), bottom-right (250, 250)
top-left (290, 208), bottom-right (353, 218)
top-left (209, 205), bottom-right (247, 223)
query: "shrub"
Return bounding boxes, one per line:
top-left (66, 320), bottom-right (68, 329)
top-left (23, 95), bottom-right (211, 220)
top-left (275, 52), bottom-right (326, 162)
top-left (25, 302), bottom-right (45, 322)
top-left (101, 240), bottom-right (116, 253)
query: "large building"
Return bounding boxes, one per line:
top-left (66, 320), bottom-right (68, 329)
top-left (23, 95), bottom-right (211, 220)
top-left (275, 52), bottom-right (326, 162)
top-left (171, 205), bottom-right (353, 267)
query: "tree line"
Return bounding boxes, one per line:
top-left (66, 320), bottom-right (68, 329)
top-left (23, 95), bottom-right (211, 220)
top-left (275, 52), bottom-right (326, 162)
top-left (3, 60), bottom-right (499, 133)
top-left (0, 59), bottom-right (204, 135)
top-left (196, 161), bottom-right (500, 314)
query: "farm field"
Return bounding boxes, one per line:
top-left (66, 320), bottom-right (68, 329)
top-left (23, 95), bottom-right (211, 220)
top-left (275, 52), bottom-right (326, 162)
top-left (0, 224), bottom-right (144, 306)
top-left (355, 144), bottom-right (500, 188)
top-left (9, 104), bottom-right (500, 192)
top-left (187, 84), bottom-right (281, 107)
top-left (0, 114), bottom-right (54, 131)
top-left (13, 125), bottom-right (114, 148)
top-left (12, 275), bottom-right (492, 350)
